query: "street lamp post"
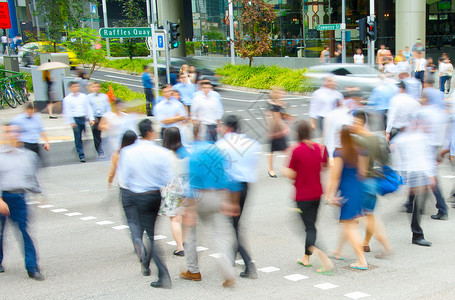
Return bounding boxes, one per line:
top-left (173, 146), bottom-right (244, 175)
top-left (102, 0), bottom-right (110, 56)
top-left (228, 0), bottom-right (235, 65)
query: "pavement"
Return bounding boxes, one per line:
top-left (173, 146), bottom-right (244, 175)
top-left (2, 86), bottom-right (455, 299)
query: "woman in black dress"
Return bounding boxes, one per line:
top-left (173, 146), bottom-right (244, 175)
top-left (265, 88), bottom-right (290, 178)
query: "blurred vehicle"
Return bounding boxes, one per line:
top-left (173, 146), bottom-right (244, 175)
top-left (18, 42), bottom-right (80, 68)
top-left (149, 57), bottom-right (220, 88)
top-left (304, 64), bottom-right (389, 96)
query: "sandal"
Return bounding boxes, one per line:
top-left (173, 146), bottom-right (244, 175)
top-left (296, 259), bottom-right (312, 267)
top-left (316, 268), bottom-right (334, 276)
top-left (329, 254), bottom-right (345, 261)
top-left (349, 263), bottom-right (368, 270)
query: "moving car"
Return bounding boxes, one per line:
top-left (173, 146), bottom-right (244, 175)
top-left (304, 64), bottom-right (388, 96)
top-left (18, 42), bottom-right (80, 68)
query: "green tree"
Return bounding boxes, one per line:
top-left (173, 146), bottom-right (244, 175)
top-left (204, 26), bottom-right (224, 40)
top-left (114, 0), bottom-right (148, 60)
top-left (234, 0), bottom-right (276, 66)
top-left (35, 0), bottom-right (87, 52)
top-left (64, 28), bottom-right (106, 78)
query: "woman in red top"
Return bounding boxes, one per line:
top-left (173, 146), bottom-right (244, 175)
top-left (282, 120), bottom-right (333, 274)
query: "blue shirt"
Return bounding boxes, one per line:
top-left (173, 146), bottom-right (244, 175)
top-left (188, 142), bottom-right (241, 194)
top-left (368, 83), bottom-right (397, 111)
top-left (153, 97), bottom-right (187, 128)
top-left (11, 113), bottom-right (44, 143)
top-left (404, 77), bottom-right (422, 100)
top-left (118, 139), bottom-right (171, 193)
top-left (173, 82), bottom-right (196, 106)
top-left (142, 72), bottom-right (153, 89)
top-left (87, 93), bottom-right (111, 117)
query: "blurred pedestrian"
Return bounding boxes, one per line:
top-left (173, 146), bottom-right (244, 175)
top-left (353, 48), bottom-right (364, 64)
top-left (445, 58), bottom-right (453, 94)
top-left (368, 75), bottom-right (398, 130)
top-left (334, 44), bottom-right (342, 63)
top-left (188, 65), bottom-right (198, 83)
top-left (191, 81), bottom-right (223, 142)
top-left (180, 140), bottom-right (240, 288)
top-left (377, 44), bottom-right (392, 71)
top-left (326, 126), bottom-right (368, 270)
top-left (75, 70), bottom-right (89, 94)
top-left (439, 57), bottom-right (450, 93)
top-left (159, 127), bottom-right (189, 257)
top-left (87, 82), bottom-right (111, 159)
top-left (265, 87), bottom-right (290, 178)
top-left (323, 98), bottom-right (353, 160)
top-left (107, 130), bottom-right (146, 263)
top-left (425, 57), bottom-right (437, 83)
top-left (0, 124), bottom-right (44, 280)
top-left (180, 64), bottom-right (189, 74)
top-left (141, 65), bottom-right (154, 116)
top-left (383, 57), bottom-right (397, 75)
top-left (403, 46), bottom-right (412, 64)
top-left (117, 119), bottom-right (172, 288)
top-left (320, 45), bottom-right (330, 64)
top-left (154, 84), bottom-right (187, 139)
top-left (351, 111), bottom-right (394, 258)
top-left (1, 33), bottom-right (7, 54)
top-left (413, 51), bottom-right (427, 84)
top-left (62, 81), bottom-right (94, 163)
top-left (217, 115), bottom-right (260, 279)
top-left (43, 70), bottom-right (57, 119)
top-left (169, 66), bottom-right (178, 86)
top-left (281, 120), bottom-right (334, 275)
top-left (173, 72), bottom-right (196, 111)
top-left (309, 77), bottom-right (343, 134)
top-left (396, 62), bottom-right (422, 100)
top-left (394, 49), bottom-right (406, 64)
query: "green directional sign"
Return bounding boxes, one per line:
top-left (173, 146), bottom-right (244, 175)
top-left (99, 27), bottom-right (153, 38)
top-left (316, 23), bottom-right (346, 31)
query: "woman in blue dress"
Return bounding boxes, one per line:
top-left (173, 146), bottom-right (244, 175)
top-left (326, 126), bottom-right (368, 270)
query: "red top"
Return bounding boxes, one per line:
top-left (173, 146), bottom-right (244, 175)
top-left (288, 142), bottom-right (328, 201)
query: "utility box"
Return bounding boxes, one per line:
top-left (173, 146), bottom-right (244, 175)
top-left (39, 53), bottom-right (71, 76)
top-left (31, 65), bottom-right (68, 110)
top-left (3, 55), bottom-right (20, 73)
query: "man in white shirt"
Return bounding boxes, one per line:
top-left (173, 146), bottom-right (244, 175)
top-left (386, 80), bottom-right (421, 142)
top-left (154, 84), bottom-right (187, 139)
top-left (62, 81), bottom-right (94, 162)
top-left (323, 99), bottom-right (353, 159)
top-left (216, 115), bottom-right (260, 279)
top-left (413, 51), bottom-right (427, 84)
top-left (1, 34), bottom-right (7, 54)
top-left (309, 77), bottom-right (344, 134)
top-left (191, 81), bottom-right (224, 142)
top-left (397, 62), bottom-right (422, 100)
top-left (87, 82), bottom-right (111, 158)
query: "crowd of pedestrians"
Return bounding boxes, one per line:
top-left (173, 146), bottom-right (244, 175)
top-left (2, 53), bottom-right (455, 292)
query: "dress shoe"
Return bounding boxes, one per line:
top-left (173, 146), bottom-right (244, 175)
top-left (27, 271), bottom-right (45, 281)
top-left (141, 263), bottom-right (151, 276)
top-left (180, 270), bottom-right (201, 281)
top-left (0, 264), bottom-right (4, 273)
top-left (239, 262), bottom-right (258, 279)
top-left (222, 279), bottom-right (236, 288)
top-left (431, 213), bottom-right (448, 220)
top-left (150, 278), bottom-right (172, 289)
top-left (363, 245), bottom-right (371, 252)
top-left (412, 238), bottom-right (432, 247)
top-left (80, 157), bottom-right (86, 163)
top-left (173, 250), bottom-right (184, 257)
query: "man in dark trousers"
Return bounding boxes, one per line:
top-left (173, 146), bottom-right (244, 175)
top-left (141, 65), bottom-right (154, 116)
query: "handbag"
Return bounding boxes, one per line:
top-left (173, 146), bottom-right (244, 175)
top-left (376, 165), bottom-right (403, 196)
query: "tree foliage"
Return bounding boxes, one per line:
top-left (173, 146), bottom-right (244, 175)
top-left (234, 0), bottom-right (276, 67)
top-left (63, 28), bottom-right (106, 78)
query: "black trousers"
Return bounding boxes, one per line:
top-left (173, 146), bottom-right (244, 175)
top-left (91, 117), bottom-right (103, 156)
top-left (407, 192), bottom-right (425, 240)
top-left (296, 200), bottom-right (320, 256)
top-left (144, 88), bottom-right (154, 116)
top-left (23, 142), bottom-right (46, 167)
top-left (233, 182), bottom-right (253, 266)
top-left (132, 191), bottom-right (170, 281)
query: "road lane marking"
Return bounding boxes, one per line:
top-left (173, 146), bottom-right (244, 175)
top-left (105, 74), bottom-right (142, 82)
top-left (89, 77), bottom-right (144, 89)
top-left (95, 221), bottom-right (114, 225)
top-left (209, 253), bottom-right (222, 258)
top-left (112, 225), bottom-right (129, 230)
top-left (65, 212), bottom-right (82, 216)
top-left (344, 292), bottom-right (370, 299)
top-left (314, 283), bottom-right (338, 290)
top-left (284, 274), bottom-right (308, 281)
top-left (80, 216), bottom-right (97, 221)
top-left (235, 259), bottom-right (245, 265)
top-left (154, 235), bottom-right (167, 240)
top-left (237, 109), bottom-right (245, 112)
top-left (38, 205), bottom-right (54, 208)
top-left (258, 266), bottom-right (280, 273)
top-left (51, 208), bottom-right (68, 213)
top-left (196, 246), bottom-right (208, 252)
top-left (166, 241), bottom-right (177, 246)
top-left (27, 201), bottom-right (41, 205)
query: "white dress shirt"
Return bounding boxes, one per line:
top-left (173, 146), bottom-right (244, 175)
top-left (117, 139), bottom-right (172, 193)
top-left (191, 90), bottom-right (224, 125)
top-left (87, 93), bottom-right (111, 118)
top-left (386, 92), bottom-right (421, 133)
top-left (309, 87), bottom-right (343, 119)
top-left (63, 92), bottom-right (94, 124)
top-left (414, 58), bottom-right (427, 72)
top-left (323, 106), bottom-right (353, 158)
top-left (216, 132), bottom-right (261, 183)
top-left (153, 98), bottom-right (187, 128)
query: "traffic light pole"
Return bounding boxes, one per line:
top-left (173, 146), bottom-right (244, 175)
top-left (164, 20), bottom-right (171, 85)
top-left (151, 0), bottom-right (159, 99)
top-left (369, 0), bottom-right (375, 67)
top-left (341, 0), bottom-right (346, 63)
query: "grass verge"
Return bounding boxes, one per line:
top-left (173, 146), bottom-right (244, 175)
top-left (100, 81), bottom-right (146, 114)
top-left (102, 58), bottom-right (154, 74)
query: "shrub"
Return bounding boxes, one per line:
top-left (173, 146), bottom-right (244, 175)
top-left (102, 58), bottom-right (154, 74)
top-left (216, 64), bottom-right (311, 93)
top-left (100, 81), bottom-right (146, 114)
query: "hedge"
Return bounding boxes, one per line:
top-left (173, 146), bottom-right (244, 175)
top-left (100, 81), bottom-right (146, 114)
top-left (215, 64), bottom-right (311, 93)
top-left (102, 58), bottom-right (153, 74)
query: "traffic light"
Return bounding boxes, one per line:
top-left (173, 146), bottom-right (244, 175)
top-left (168, 22), bottom-right (181, 49)
top-left (356, 17), bottom-right (367, 43)
top-left (366, 20), bottom-right (377, 41)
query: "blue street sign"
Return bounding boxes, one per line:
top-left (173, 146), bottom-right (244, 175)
top-left (157, 36), bottom-right (163, 48)
top-left (91, 5), bottom-right (96, 14)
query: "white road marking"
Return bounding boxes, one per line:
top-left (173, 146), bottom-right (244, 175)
top-left (237, 109), bottom-right (245, 112)
top-left (51, 208), bottom-right (68, 213)
top-left (89, 76), bottom-right (144, 89)
top-left (209, 253), bottom-right (223, 258)
top-left (166, 241), bottom-right (177, 246)
top-left (276, 155), bottom-right (288, 158)
top-left (95, 221), bottom-right (114, 225)
top-left (65, 212), bottom-right (82, 217)
top-left (225, 110), bottom-right (233, 113)
top-left (80, 216), bottom-right (97, 221)
top-left (26, 201), bottom-right (41, 205)
top-left (284, 274), bottom-right (309, 281)
top-left (38, 205), bottom-right (54, 208)
top-left (105, 74), bottom-right (142, 82)
top-left (258, 266), bottom-right (280, 273)
top-left (235, 259), bottom-right (245, 265)
top-left (442, 175), bottom-right (455, 179)
top-left (221, 97), bottom-right (268, 103)
top-left (112, 225), bottom-right (129, 230)
top-left (302, 104), bottom-right (308, 107)
top-left (256, 117), bottom-right (263, 120)
top-left (243, 119), bottom-right (251, 121)
top-left (154, 235), bottom-right (167, 240)
top-left (314, 283), bottom-right (338, 290)
top-left (303, 113), bottom-right (309, 115)
top-left (196, 246), bottom-right (208, 252)
top-left (344, 291), bottom-right (370, 299)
